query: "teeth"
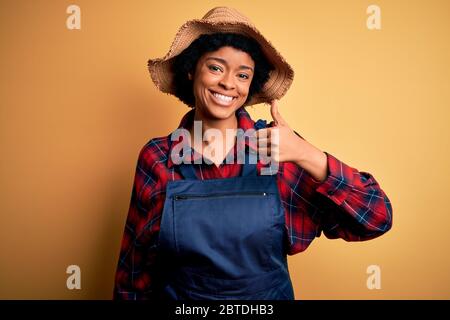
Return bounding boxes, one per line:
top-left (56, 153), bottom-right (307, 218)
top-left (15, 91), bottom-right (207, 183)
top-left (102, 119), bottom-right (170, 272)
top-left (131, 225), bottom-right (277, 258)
top-left (212, 92), bottom-right (234, 102)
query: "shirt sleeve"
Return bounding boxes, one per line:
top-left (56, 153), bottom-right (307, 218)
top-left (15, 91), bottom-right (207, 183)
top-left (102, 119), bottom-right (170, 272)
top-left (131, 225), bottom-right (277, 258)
top-left (113, 144), bottom-right (160, 300)
top-left (311, 151), bottom-right (393, 241)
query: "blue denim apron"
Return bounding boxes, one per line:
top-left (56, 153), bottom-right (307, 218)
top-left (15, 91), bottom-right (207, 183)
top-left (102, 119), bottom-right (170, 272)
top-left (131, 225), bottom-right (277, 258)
top-left (155, 146), bottom-right (295, 300)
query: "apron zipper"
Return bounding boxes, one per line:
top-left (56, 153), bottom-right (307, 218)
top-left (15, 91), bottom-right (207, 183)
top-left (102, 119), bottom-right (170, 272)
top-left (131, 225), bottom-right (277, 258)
top-left (174, 192), bottom-right (267, 201)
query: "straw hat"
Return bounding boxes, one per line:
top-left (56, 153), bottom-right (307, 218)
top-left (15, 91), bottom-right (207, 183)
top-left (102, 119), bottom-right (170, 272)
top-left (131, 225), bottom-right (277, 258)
top-left (147, 6), bottom-right (294, 106)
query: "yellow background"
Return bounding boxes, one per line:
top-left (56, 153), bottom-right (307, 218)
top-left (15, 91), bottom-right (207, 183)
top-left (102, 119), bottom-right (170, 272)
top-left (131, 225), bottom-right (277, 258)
top-left (1, 0), bottom-right (449, 299)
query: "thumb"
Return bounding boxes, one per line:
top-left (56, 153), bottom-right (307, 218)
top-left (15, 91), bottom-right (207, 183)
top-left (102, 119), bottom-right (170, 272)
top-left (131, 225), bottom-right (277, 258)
top-left (270, 99), bottom-right (287, 126)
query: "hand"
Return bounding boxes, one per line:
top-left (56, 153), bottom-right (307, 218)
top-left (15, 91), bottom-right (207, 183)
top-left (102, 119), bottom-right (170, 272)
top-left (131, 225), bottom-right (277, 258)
top-left (256, 99), bottom-right (305, 163)
top-left (256, 100), bottom-right (328, 182)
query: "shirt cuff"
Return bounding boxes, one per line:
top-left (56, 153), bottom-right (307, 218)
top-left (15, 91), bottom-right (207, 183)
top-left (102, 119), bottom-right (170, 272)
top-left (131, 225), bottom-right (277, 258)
top-left (311, 151), bottom-right (355, 205)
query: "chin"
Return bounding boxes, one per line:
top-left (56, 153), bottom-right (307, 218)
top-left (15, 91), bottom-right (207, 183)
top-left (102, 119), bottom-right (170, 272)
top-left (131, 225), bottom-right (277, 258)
top-left (207, 106), bottom-right (236, 120)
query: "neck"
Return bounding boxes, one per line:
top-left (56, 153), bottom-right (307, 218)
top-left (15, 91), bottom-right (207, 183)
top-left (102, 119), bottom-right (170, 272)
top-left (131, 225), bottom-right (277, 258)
top-left (196, 114), bottom-right (237, 137)
top-left (187, 108), bottom-right (239, 166)
top-left (189, 108), bottom-right (238, 140)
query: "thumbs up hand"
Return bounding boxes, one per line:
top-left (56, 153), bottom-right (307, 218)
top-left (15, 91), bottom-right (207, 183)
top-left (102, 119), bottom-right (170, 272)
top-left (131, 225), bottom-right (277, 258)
top-left (256, 99), bottom-right (305, 163)
top-left (256, 99), bottom-right (328, 182)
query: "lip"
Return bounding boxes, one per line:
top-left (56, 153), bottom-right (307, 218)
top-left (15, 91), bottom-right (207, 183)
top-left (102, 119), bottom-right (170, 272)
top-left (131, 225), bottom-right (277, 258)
top-left (209, 89), bottom-right (237, 98)
top-left (209, 89), bottom-right (237, 106)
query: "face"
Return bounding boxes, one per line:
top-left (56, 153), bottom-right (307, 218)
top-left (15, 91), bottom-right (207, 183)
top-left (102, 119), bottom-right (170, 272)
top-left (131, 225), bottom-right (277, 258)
top-left (188, 46), bottom-right (255, 122)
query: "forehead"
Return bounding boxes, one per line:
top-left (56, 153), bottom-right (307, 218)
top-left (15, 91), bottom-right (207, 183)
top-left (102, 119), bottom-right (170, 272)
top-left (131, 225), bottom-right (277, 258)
top-left (200, 46), bottom-right (255, 66)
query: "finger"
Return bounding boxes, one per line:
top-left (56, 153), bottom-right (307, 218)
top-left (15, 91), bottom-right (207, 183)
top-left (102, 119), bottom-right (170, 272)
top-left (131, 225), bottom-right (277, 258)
top-left (256, 128), bottom-right (271, 139)
top-left (257, 138), bottom-right (270, 147)
top-left (258, 146), bottom-right (271, 157)
top-left (270, 127), bottom-right (280, 146)
top-left (258, 147), bottom-right (280, 161)
top-left (270, 99), bottom-right (287, 126)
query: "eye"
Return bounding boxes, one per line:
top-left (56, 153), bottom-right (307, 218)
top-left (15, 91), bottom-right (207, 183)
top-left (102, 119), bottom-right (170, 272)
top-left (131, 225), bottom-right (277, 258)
top-left (238, 73), bottom-right (250, 80)
top-left (208, 65), bottom-right (222, 72)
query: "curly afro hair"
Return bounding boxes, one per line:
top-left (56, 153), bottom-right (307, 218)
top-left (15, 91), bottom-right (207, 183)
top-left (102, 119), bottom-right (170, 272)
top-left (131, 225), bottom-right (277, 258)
top-left (171, 32), bottom-right (275, 108)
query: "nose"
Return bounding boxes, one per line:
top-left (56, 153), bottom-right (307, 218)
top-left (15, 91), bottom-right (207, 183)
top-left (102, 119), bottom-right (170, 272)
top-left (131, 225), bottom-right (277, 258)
top-left (219, 72), bottom-right (235, 90)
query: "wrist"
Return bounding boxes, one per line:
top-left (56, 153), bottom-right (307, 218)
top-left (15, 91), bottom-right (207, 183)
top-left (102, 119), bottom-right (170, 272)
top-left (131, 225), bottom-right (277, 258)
top-left (294, 140), bottom-right (328, 183)
top-left (294, 138), bottom-right (314, 165)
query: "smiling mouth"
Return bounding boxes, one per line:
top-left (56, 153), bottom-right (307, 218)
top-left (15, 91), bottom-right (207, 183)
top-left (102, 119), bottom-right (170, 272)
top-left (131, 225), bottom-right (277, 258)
top-left (209, 90), bottom-right (237, 105)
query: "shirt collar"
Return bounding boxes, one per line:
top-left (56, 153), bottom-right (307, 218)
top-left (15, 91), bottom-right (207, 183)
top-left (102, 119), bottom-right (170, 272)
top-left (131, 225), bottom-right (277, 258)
top-left (166, 106), bottom-right (258, 168)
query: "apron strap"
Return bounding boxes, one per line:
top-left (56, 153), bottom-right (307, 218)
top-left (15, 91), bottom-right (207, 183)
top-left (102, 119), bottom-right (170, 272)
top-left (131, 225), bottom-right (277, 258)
top-left (240, 148), bottom-right (257, 177)
top-left (178, 146), bottom-right (257, 180)
top-left (178, 162), bottom-right (199, 180)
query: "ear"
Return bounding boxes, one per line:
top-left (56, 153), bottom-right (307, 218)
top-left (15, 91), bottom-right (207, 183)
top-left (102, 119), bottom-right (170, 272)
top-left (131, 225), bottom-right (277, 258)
top-left (188, 72), bottom-right (192, 80)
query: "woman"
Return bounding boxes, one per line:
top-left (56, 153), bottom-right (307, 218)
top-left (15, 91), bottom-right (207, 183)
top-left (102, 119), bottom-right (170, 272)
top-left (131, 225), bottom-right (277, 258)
top-left (113, 6), bottom-right (393, 300)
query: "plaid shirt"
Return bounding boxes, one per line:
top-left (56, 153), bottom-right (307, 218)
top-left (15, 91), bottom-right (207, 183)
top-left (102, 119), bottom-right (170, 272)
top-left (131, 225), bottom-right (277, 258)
top-left (113, 106), bottom-right (393, 300)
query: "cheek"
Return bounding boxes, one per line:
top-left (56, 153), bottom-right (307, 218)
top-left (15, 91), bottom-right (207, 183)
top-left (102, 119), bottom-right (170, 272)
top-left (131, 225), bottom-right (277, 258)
top-left (238, 82), bottom-right (251, 97)
top-left (195, 74), bottom-right (216, 94)
top-left (192, 77), bottom-right (209, 98)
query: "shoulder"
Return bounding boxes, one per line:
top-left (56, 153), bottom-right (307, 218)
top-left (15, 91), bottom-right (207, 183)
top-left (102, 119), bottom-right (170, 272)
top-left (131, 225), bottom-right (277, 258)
top-left (135, 134), bottom-right (171, 173)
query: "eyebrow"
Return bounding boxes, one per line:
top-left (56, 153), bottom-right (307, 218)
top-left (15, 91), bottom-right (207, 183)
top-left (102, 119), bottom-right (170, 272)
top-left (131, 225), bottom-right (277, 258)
top-left (205, 57), bottom-right (254, 72)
